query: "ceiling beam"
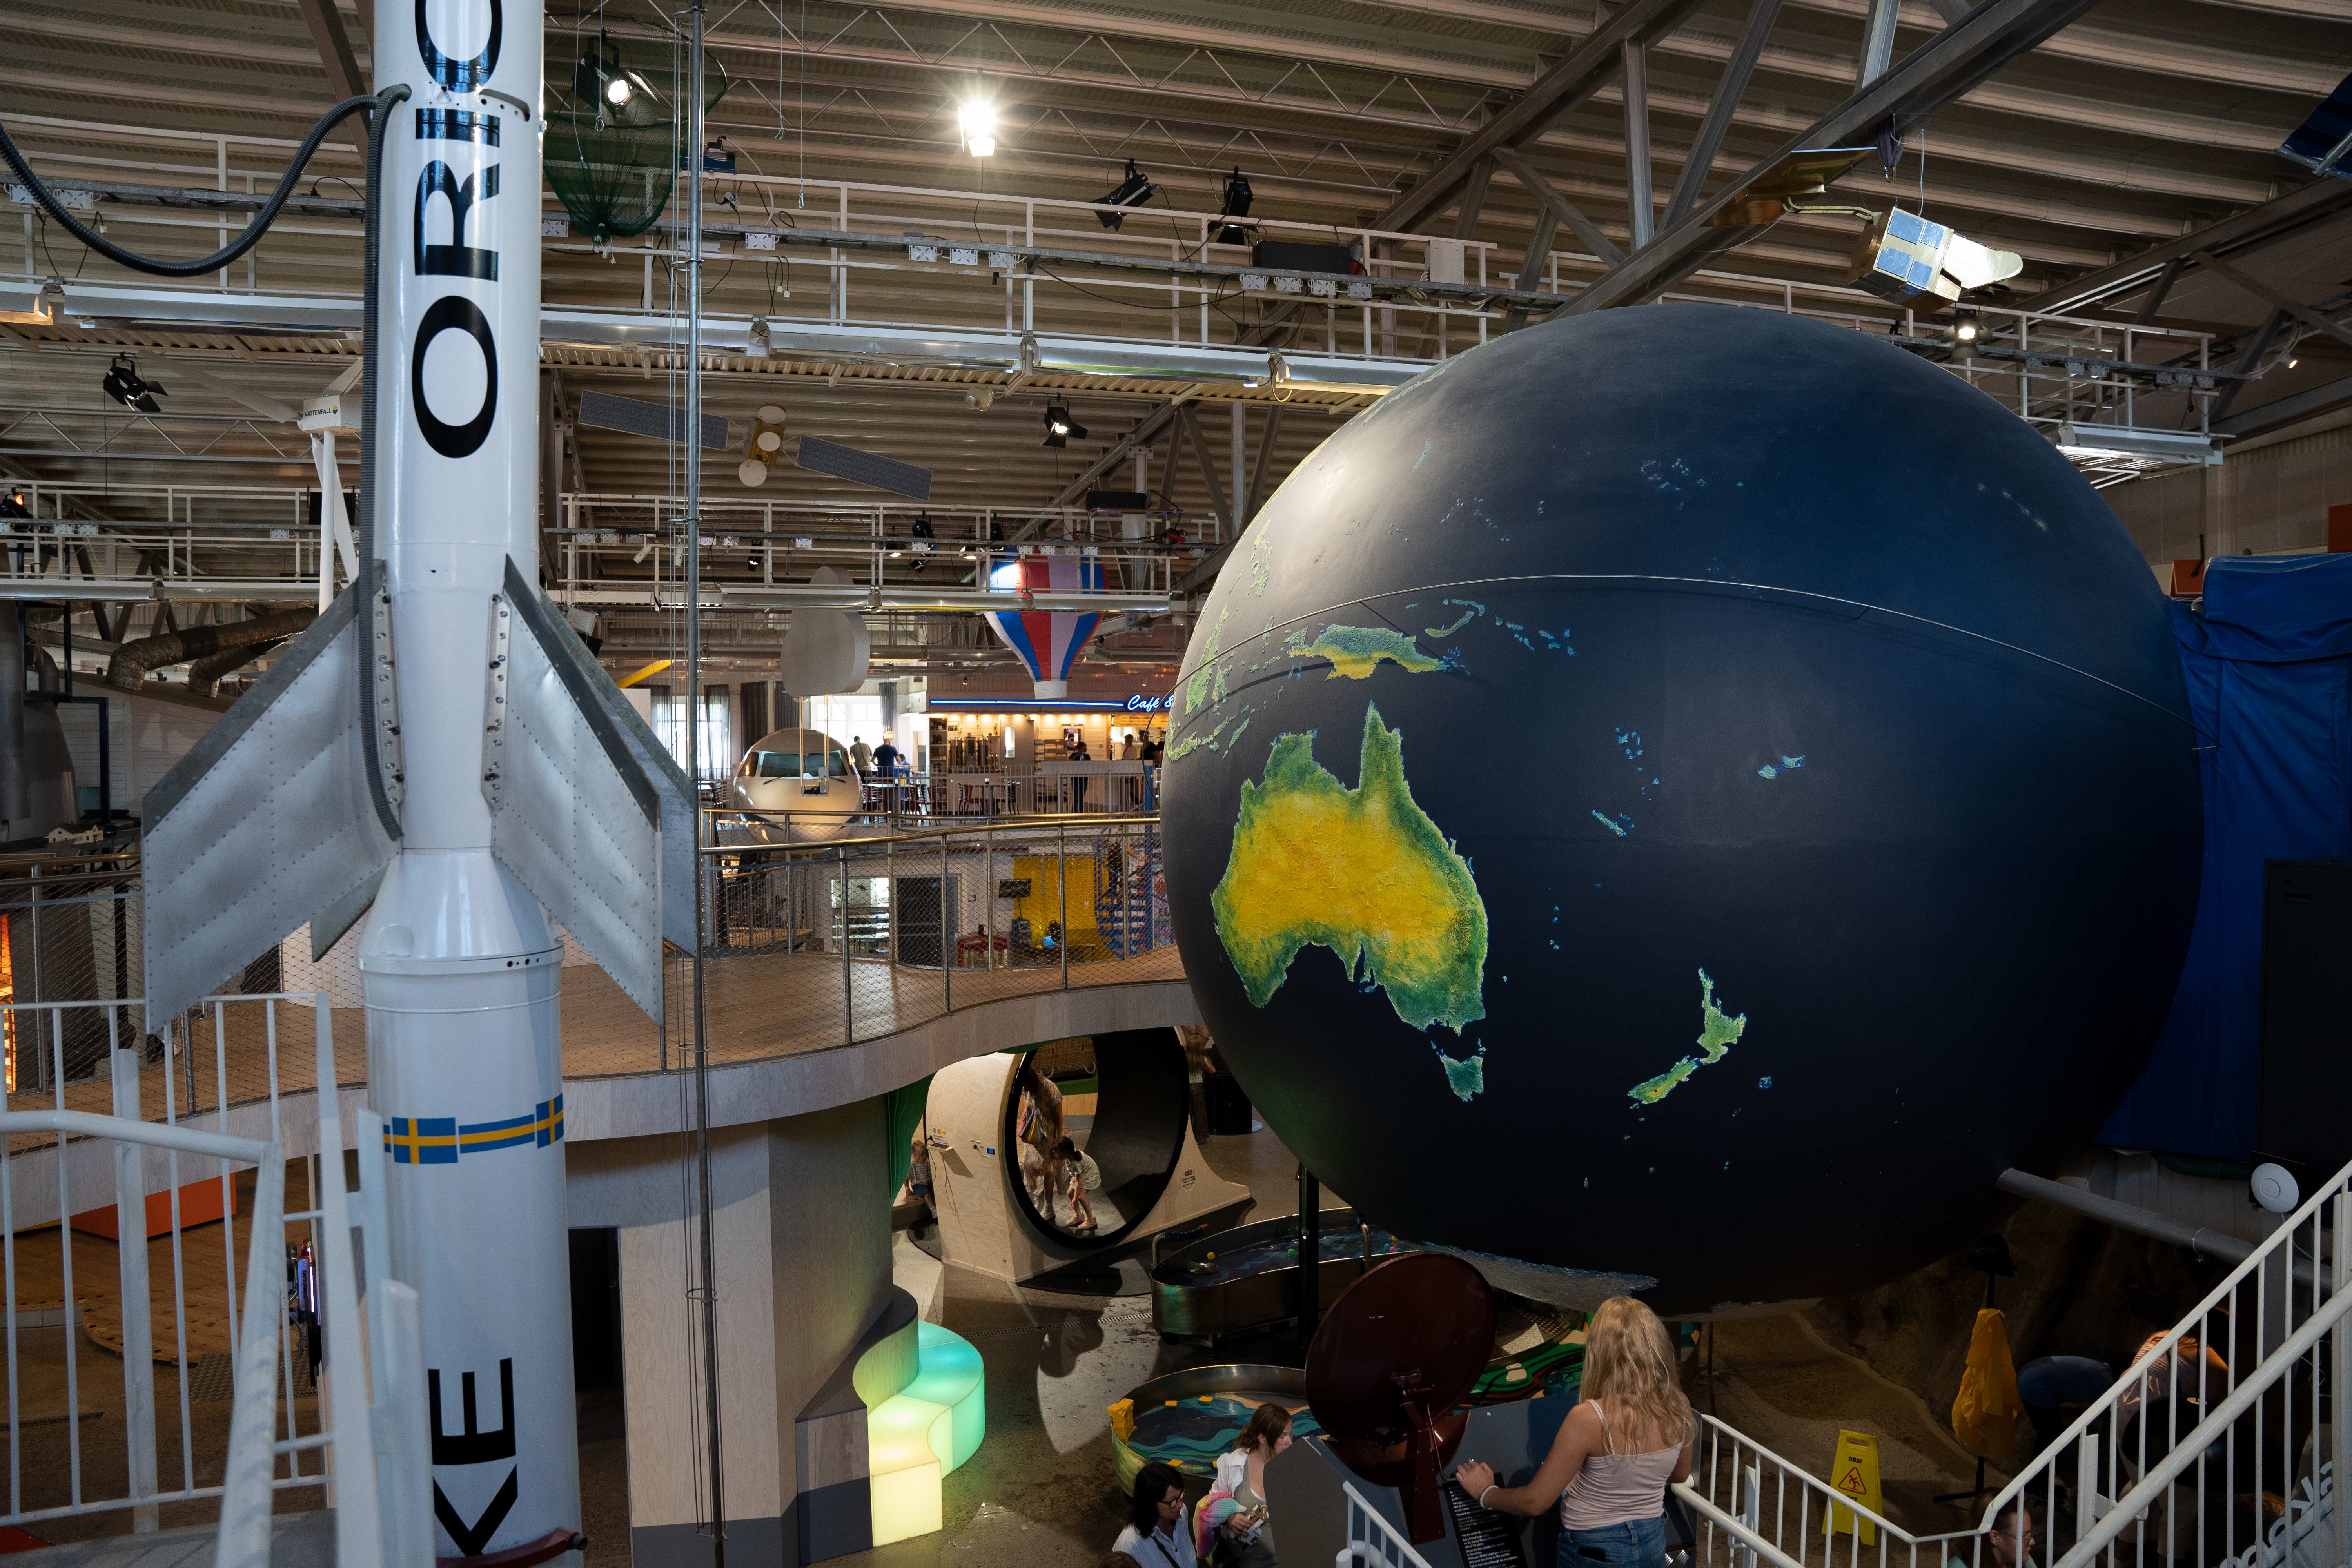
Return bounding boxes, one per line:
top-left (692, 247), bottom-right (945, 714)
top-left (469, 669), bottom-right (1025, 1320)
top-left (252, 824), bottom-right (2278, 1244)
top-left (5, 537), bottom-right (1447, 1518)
top-left (1376, 0), bottom-right (1711, 234)
top-left (1661, 0), bottom-right (1788, 229)
top-left (2213, 372), bottom-right (2352, 439)
top-left (1563, 0), bottom-right (2104, 314)
top-left (2018, 181), bottom-right (2352, 318)
top-left (292, 0), bottom-right (371, 161)
top-left (1490, 146), bottom-right (1625, 266)
top-left (2188, 251), bottom-right (2352, 354)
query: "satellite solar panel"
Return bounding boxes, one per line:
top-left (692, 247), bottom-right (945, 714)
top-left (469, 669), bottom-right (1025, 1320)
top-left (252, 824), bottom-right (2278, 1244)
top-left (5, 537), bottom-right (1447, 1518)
top-left (2278, 71), bottom-right (2352, 178)
top-left (793, 435), bottom-right (934, 500)
top-left (577, 391), bottom-right (730, 450)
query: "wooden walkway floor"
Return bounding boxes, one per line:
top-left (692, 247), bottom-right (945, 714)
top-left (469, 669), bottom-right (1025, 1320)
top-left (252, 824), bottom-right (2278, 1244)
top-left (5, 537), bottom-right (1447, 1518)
top-left (6, 942), bottom-right (1188, 1149)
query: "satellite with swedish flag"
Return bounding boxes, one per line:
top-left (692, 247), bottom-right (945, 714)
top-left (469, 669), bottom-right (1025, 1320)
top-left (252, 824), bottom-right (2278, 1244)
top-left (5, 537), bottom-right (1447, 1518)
top-left (1851, 207), bottom-right (2022, 309)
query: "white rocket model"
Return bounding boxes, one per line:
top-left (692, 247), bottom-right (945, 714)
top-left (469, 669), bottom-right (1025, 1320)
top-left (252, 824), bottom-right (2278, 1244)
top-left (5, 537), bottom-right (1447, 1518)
top-left (138, 4), bottom-right (694, 1564)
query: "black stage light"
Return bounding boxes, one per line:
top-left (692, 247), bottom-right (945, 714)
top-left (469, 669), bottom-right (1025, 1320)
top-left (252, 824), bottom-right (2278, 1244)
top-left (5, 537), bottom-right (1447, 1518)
top-left (1042, 404), bottom-right (1086, 449)
top-left (0, 486), bottom-right (28, 520)
top-left (100, 354), bottom-right (165, 414)
top-left (1093, 160), bottom-right (1156, 230)
top-left (1215, 167), bottom-right (1254, 245)
top-left (909, 514), bottom-right (934, 572)
top-left (1952, 308), bottom-right (1980, 345)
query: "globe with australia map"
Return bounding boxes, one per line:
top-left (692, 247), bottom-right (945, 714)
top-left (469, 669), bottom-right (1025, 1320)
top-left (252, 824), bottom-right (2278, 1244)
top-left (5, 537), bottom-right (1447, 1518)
top-left (1160, 305), bottom-right (2205, 1316)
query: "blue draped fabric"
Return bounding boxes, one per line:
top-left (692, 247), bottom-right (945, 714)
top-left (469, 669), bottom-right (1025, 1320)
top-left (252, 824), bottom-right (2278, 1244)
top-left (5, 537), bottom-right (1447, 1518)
top-left (2100, 556), bottom-right (2352, 1157)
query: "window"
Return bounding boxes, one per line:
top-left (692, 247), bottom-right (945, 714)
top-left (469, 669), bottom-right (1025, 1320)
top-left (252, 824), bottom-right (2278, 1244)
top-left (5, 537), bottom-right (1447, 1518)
top-left (647, 685), bottom-right (734, 779)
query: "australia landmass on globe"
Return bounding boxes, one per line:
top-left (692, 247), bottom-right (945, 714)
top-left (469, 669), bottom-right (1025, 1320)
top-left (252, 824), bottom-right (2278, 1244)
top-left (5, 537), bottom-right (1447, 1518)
top-left (1627, 971), bottom-right (1747, 1105)
top-left (1210, 704), bottom-right (1487, 1034)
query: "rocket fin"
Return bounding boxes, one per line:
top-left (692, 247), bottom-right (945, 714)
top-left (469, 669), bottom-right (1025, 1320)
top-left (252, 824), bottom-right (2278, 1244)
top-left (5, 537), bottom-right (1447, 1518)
top-left (484, 560), bottom-right (694, 1020)
top-left (141, 585), bottom-right (399, 1033)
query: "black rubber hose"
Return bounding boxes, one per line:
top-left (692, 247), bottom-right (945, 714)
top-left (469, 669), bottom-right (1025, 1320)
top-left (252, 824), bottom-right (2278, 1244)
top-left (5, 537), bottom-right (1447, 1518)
top-left (357, 84), bottom-right (408, 842)
top-left (0, 95), bottom-right (380, 279)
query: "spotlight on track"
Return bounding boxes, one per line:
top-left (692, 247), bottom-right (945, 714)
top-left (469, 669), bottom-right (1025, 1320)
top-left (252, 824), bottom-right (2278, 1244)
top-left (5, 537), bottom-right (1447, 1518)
top-left (1093, 160), bottom-right (1156, 230)
top-left (958, 100), bottom-right (997, 158)
top-left (100, 354), bottom-right (165, 414)
top-left (1215, 167), bottom-right (1254, 245)
top-left (1042, 404), bottom-right (1085, 448)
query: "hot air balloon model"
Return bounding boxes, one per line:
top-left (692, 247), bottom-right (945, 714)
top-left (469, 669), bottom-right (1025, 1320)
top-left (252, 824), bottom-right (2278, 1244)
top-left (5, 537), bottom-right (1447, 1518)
top-left (982, 545), bottom-right (1105, 699)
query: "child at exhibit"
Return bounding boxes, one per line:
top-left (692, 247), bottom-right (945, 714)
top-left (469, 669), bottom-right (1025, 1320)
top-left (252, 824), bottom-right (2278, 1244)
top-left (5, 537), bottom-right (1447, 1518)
top-left (1058, 1135), bottom-right (1103, 1230)
top-left (1454, 1296), bottom-right (1695, 1568)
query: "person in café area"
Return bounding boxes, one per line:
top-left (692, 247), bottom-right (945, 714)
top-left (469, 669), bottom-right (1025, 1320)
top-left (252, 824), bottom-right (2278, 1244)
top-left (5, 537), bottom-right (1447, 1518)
top-left (849, 734), bottom-right (873, 772)
top-left (872, 731), bottom-right (900, 779)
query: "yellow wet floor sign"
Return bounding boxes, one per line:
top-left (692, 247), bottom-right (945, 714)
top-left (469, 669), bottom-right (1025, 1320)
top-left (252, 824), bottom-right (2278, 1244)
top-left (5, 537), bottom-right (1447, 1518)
top-left (1824, 1429), bottom-right (1882, 1544)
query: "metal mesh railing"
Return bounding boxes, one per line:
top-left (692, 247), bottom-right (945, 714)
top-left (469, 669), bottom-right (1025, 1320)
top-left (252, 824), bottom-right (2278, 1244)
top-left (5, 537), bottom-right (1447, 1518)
top-left (0, 818), bottom-right (1187, 1088)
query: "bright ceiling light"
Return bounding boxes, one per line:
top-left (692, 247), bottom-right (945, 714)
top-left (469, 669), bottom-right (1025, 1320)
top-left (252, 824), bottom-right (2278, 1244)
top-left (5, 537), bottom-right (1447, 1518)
top-left (604, 74), bottom-right (633, 107)
top-left (958, 100), bottom-right (997, 158)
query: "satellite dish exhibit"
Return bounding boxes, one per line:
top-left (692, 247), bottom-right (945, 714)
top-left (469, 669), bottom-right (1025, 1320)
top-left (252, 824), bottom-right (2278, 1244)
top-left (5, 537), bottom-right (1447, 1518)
top-left (1161, 305), bottom-right (2204, 1316)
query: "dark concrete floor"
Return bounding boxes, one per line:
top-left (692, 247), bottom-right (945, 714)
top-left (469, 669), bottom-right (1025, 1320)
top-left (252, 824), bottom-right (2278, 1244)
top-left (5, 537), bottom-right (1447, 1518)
top-left (570, 1114), bottom-right (1990, 1568)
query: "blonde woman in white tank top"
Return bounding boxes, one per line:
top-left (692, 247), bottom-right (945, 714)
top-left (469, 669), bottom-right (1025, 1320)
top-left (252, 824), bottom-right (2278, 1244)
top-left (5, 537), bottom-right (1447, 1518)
top-left (1456, 1297), bottom-right (1695, 1568)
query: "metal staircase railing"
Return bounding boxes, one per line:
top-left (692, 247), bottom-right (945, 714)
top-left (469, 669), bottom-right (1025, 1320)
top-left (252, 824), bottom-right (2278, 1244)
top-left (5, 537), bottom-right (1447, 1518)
top-left (1675, 1154), bottom-right (2352, 1568)
top-left (0, 995), bottom-right (432, 1568)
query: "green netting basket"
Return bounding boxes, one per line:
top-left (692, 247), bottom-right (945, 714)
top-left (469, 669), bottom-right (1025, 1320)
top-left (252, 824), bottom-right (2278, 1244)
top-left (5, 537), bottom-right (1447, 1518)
top-left (547, 32), bottom-right (731, 245)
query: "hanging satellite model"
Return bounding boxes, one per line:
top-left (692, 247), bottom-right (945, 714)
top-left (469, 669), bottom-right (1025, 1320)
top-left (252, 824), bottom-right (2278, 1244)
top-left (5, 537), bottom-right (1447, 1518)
top-left (778, 564), bottom-right (871, 695)
top-left (982, 546), bottom-right (1105, 699)
top-left (1851, 207), bottom-right (2022, 309)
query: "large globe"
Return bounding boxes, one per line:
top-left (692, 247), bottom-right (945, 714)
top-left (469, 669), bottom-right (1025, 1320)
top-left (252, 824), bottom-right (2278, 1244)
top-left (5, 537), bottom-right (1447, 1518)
top-left (1161, 304), bottom-right (2203, 1316)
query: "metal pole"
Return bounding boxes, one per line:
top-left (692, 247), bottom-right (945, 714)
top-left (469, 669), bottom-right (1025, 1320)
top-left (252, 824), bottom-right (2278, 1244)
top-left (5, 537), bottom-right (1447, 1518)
top-left (683, 6), bottom-right (726, 1559)
top-left (1296, 1162), bottom-right (1320, 1357)
top-left (941, 831), bottom-right (952, 1009)
top-left (840, 844), bottom-right (852, 1039)
top-left (1624, 41), bottom-right (1655, 249)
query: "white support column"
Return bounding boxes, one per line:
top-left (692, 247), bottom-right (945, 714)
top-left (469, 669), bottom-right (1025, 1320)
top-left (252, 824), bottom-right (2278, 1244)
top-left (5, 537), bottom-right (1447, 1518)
top-left (111, 1045), bottom-right (158, 1533)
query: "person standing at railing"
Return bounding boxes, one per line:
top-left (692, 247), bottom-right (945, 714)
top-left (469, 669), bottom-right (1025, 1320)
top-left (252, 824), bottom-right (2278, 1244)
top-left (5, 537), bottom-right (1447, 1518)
top-left (1947, 1498), bottom-right (2036, 1568)
top-left (1071, 739), bottom-right (1093, 811)
top-left (1454, 1297), bottom-right (1695, 1568)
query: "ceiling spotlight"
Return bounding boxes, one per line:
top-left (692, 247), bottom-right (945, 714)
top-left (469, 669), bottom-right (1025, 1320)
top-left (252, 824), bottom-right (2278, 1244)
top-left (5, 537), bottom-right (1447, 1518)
top-left (605, 74), bottom-right (633, 107)
top-left (1093, 159), bottom-right (1157, 230)
top-left (1952, 309), bottom-right (1980, 345)
top-left (1215, 167), bottom-right (1254, 245)
top-left (100, 354), bottom-right (165, 414)
top-left (910, 515), bottom-right (934, 574)
top-left (958, 99), bottom-right (997, 158)
top-left (1042, 403), bottom-right (1087, 448)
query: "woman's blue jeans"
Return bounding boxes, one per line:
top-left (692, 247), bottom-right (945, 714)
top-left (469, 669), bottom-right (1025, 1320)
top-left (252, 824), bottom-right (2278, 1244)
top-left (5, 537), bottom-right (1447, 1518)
top-left (1559, 1515), bottom-right (1666, 1568)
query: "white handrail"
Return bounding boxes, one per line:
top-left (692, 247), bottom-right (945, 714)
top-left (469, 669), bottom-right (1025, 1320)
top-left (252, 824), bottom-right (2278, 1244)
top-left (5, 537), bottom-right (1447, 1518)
top-left (0, 1107), bottom-right (269, 1165)
top-left (1338, 1479), bottom-right (1441, 1568)
top-left (2059, 1276), bottom-right (2352, 1568)
top-left (212, 1149), bottom-right (288, 1568)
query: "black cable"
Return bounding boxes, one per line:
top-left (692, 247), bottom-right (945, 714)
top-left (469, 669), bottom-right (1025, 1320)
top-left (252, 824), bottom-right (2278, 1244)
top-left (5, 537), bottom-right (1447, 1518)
top-left (0, 94), bottom-right (379, 278)
top-left (354, 85), bottom-right (408, 841)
